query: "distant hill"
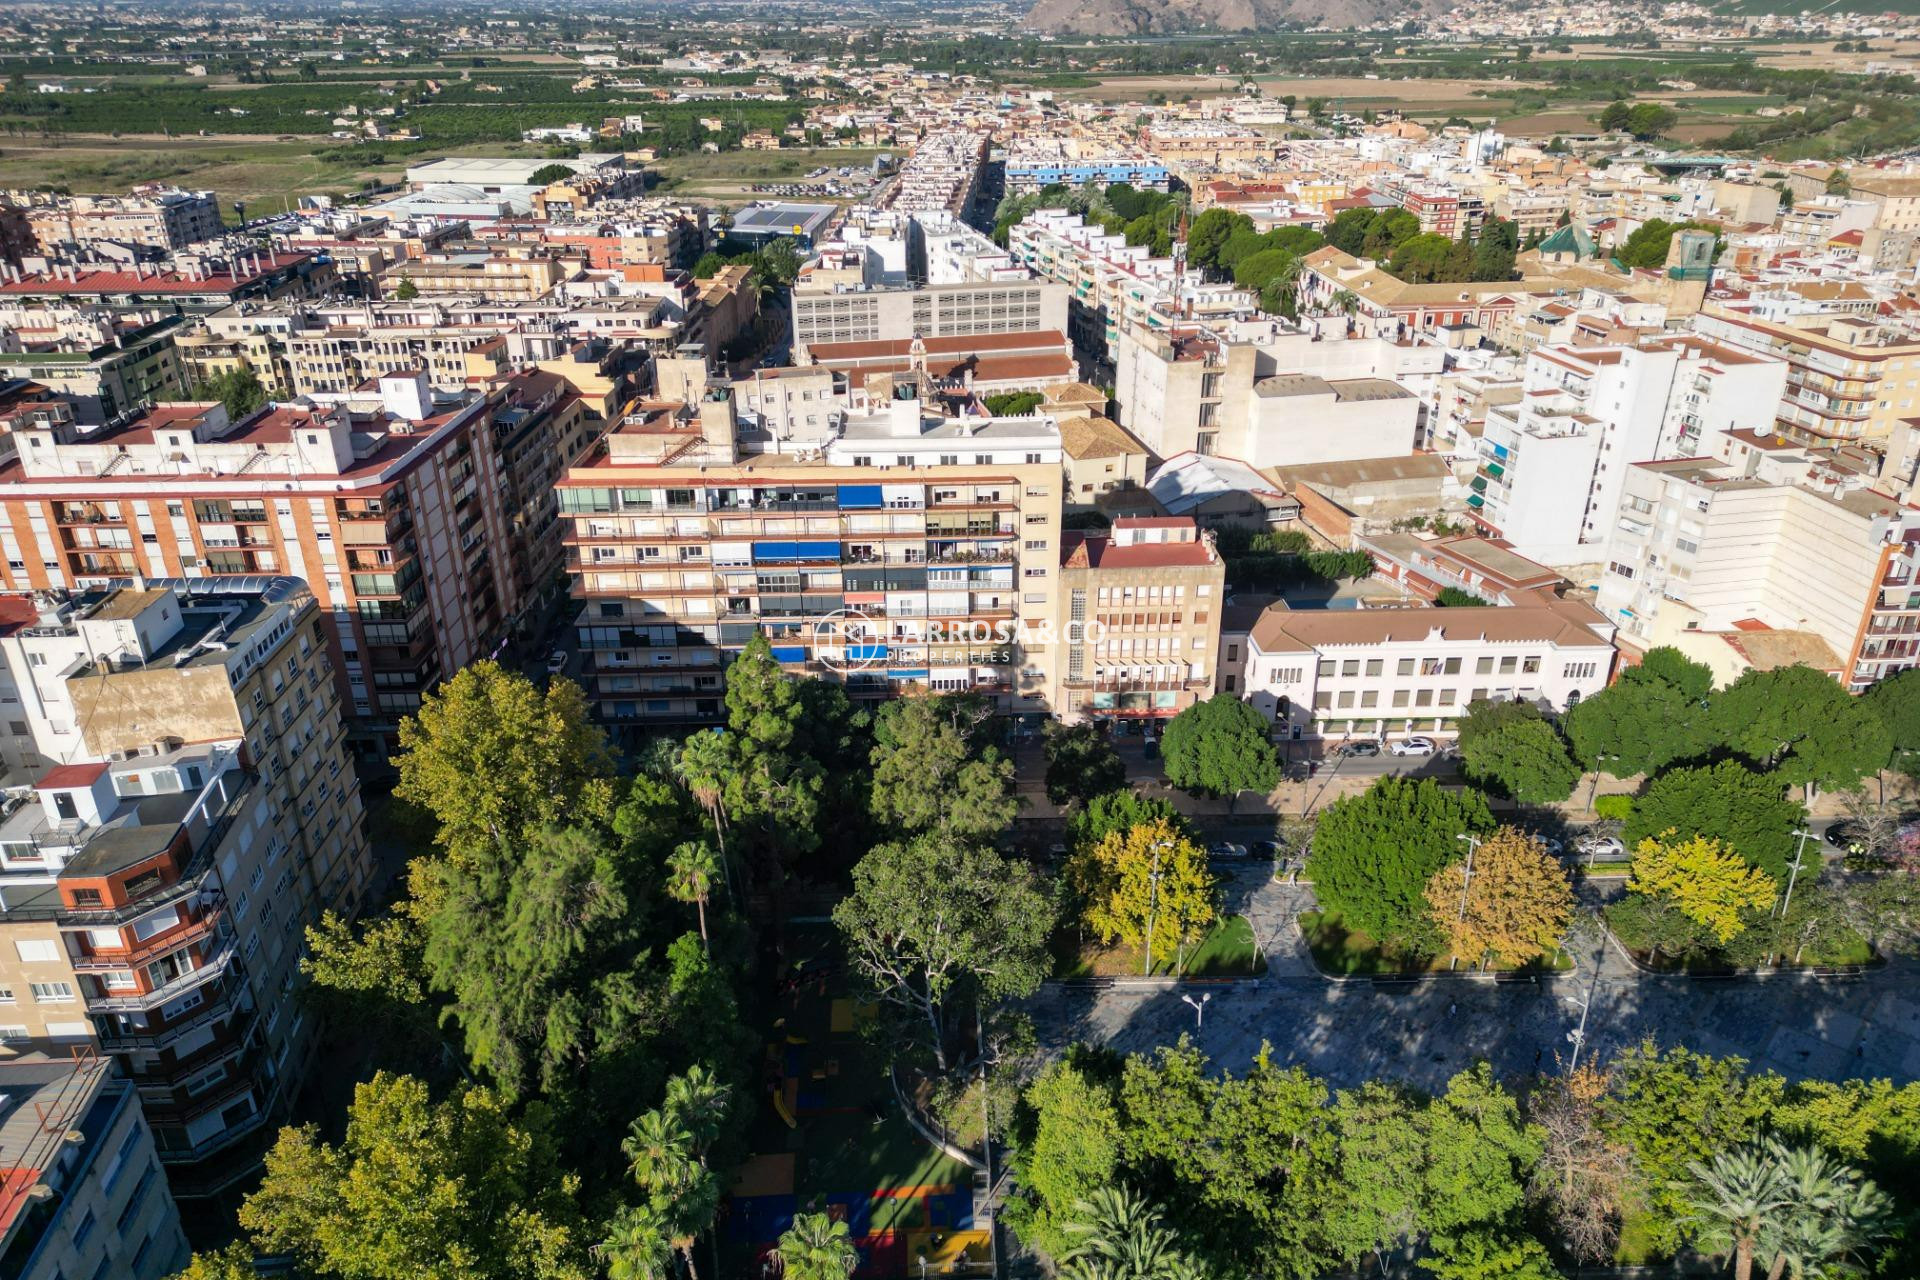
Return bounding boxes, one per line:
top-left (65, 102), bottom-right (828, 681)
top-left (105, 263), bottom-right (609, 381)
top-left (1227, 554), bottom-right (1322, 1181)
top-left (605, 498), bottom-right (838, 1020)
top-left (1020, 0), bottom-right (1437, 34)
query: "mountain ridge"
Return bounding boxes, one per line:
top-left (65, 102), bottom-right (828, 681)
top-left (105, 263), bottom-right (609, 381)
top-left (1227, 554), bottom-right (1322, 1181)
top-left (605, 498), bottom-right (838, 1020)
top-left (1020, 0), bottom-right (1438, 34)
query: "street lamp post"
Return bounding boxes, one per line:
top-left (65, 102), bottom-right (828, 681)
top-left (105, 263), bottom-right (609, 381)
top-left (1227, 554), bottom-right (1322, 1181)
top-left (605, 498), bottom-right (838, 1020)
top-left (1143, 841), bottom-right (1170, 977)
top-left (1564, 993), bottom-right (1592, 1074)
top-left (1180, 992), bottom-right (1211, 1029)
top-left (1778, 827), bottom-right (1814, 919)
top-left (1451, 832), bottom-right (1481, 971)
top-left (1585, 754), bottom-right (1617, 814)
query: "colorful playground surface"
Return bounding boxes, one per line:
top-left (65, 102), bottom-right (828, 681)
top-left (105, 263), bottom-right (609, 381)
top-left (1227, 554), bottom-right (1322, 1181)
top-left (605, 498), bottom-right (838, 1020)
top-left (724, 930), bottom-right (989, 1278)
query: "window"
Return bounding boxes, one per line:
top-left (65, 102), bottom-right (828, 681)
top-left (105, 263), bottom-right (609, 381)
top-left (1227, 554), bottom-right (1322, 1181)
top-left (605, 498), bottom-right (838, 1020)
top-left (1364, 659), bottom-right (1382, 677)
top-left (1360, 690), bottom-right (1379, 708)
top-left (1499, 656), bottom-right (1517, 674)
top-left (1415, 689), bottom-right (1434, 708)
top-left (1391, 690), bottom-right (1410, 708)
top-left (1443, 657), bottom-right (1462, 675)
top-left (1475, 656), bottom-right (1494, 675)
top-left (14, 940), bottom-right (56, 964)
top-left (1396, 658), bottom-right (1415, 676)
top-left (1608, 561), bottom-right (1636, 579)
top-left (31, 982), bottom-right (74, 1003)
top-left (0, 987), bottom-right (11, 1003)
top-left (1317, 660), bottom-right (1335, 678)
top-left (1341, 660), bottom-right (1359, 677)
top-left (71, 1209), bottom-right (96, 1249)
top-left (1563, 662), bottom-right (1598, 680)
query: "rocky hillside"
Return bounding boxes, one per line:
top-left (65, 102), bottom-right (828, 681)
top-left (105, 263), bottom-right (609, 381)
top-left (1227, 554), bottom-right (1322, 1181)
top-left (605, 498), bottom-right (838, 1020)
top-left (1021, 0), bottom-right (1434, 33)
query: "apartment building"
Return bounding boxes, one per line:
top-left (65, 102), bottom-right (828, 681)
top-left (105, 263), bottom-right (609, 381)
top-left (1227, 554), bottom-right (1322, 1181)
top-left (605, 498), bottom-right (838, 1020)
top-left (1002, 143), bottom-right (1168, 196)
top-left (558, 356), bottom-right (1064, 730)
top-left (1691, 304), bottom-right (1920, 446)
top-left (1054, 517), bottom-right (1224, 723)
top-left (1468, 337), bottom-right (1788, 564)
top-left (0, 316), bottom-right (189, 426)
top-left (1009, 211), bottom-right (1257, 357)
top-left (19, 188), bottom-right (222, 255)
top-left (0, 375), bottom-right (536, 758)
top-left (0, 251), bottom-right (335, 317)
top-left (883, 131), bottom-right (987, 216)
top-left (285, 321), bottom-right (510, 395)
top-left (0, 1055), bottom-right (188, 1280)
top-left (1594, 431), bottom-right (1920, 691)
top-left (381, 253), bottom-right (566, 303)
top-left (790, 279), bottom-right (1068, 349)
top-left (0, 578), bottom-right (370, 1192)
top-left (1224, 594), bottom-right (1617, 741)
top-left (1113, 320), bottom-right (1440, 465)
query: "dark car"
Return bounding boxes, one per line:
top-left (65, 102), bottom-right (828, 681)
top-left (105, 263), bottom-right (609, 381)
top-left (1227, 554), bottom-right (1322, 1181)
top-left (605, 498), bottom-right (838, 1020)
top-left (1824, 821), bottom-right (1864, 852)
top-left (1337, 741), bottom-right (1382, 758)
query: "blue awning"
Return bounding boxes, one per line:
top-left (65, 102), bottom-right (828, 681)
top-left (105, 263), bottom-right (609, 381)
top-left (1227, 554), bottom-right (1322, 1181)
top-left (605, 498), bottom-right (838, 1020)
top-left (837, 484), bottom-right (883, 509)
top-left (848, 644), bottom-right (889, 661)
top-left (754, 540), bottom-right (839, 562)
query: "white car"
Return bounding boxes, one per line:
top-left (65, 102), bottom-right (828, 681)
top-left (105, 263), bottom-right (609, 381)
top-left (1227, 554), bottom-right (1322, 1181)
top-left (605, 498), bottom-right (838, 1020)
top-left (1575, 834), bottom-right (1625, 860)
top-left (1390, 736), bottom-right (1436, 756)
top-left (544, 649), bottom-right (569, 674)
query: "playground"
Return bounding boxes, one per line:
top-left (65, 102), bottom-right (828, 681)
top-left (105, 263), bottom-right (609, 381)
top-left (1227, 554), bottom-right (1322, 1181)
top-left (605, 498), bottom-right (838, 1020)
top-left (725, 927), bottom-right (990, 1278)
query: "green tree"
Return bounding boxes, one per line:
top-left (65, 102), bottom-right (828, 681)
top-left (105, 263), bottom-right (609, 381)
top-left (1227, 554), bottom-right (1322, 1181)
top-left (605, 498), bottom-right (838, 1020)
top-left (1626, 101), bottom-right (1679, 139)
top-left (530, 162), bottom-right (576, 184)
top-left (1008, 1056), bottom-right (1125, 1261)
top-left (1421, 1062), bottom-right (1543, 1237)
top-left (393, 274), bottom-right (420, 300)
top-left (237, 1073), bottom-right (592, 1280)
top-left (1622, 760), bottom-right (1806, 883)
top-left (1565, 652), bottom-right (1714, 774)
top-left (181, 366), bottom-right (269, 419)
top-left (870, 694), bottom-right (1017, 840)
top-left (1599, 1042), bottom-right (1785, 1254)
top-left (1386, 231), bottom-right (1462, 283)
top-left (1456, 700), bottom-right (1578, 804)
top-left (1711, 665), bottom-right (1893, 795)
top-left (395, 661), bottom-right (613, 865)
top-left (833, 835), bottom-right (1054, 1071)
top-left (1306, 777), bottom-right (1495, 948)
top-left (1295, 1080), bottom-right (1426, 1267)
top-left (597, 1208), bottom-right (674, 1280)
top-left (1599, 101), bottom-right (1633, 131)
top-left (1679, 1144), bottom-right (1790, 1280)
top-left (1044, 721), bottom-right (1126, 806)
top-left (1616, 218), bottom-right (1719, 271)
top-left (1424, 1227), bottom-right (1561, 1280)
top-left (1862, 667), bottom-right (1920, 774)
top-left (1068, 789), bottom-right (1187, 854)
top-left (773, 1213), bottom-right (858, 1280)
top-left (1187, 207), bottom-right (1250, 270)
top-left (1762, 1140), bottom-right (1893, 1280)
top-left (1160, 694), bottom-right (1279, 802)
top-left (171, 1243), bottom-right (259, 1280)
top-left (1624, 832), bottom-right (1777, 946)
top-left (1467, 217), bottom-right (1518, 282)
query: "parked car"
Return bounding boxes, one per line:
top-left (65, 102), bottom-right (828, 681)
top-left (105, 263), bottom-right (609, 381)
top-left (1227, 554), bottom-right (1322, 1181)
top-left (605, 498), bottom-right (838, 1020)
top-left (1208, 842), bottom-right (1250, 860)
top-left (1533, 834), bottom-right (1565, 856)
top-left (1336, 741), bottom-right (1381, 758)
top-left (544, 648), bottom-right (568, 674)
top-left (1251, 840), bottom-right (1282, 861)
top-left (1574, 834), bottom-right (1625, 860)
top-left (1824, 821), bottom-right (1863, 852)
top-left (1390, 736), bottom-right (1436, 756)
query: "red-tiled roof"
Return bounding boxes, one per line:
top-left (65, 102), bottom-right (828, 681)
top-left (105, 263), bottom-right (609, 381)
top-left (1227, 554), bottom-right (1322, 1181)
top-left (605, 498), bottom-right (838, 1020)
top-left (37, 762), bottom-right (108, 790)
top-left (0, 251), bottom-right (313, 296)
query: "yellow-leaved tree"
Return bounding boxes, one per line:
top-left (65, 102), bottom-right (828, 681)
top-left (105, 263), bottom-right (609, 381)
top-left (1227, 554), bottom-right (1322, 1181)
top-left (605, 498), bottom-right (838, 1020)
top-left (1423, 826), bottom-right (1575, 968)
top-left (1625, 830), bottom-right (1777, 944)
top-left (1067, 817), bottom-right (1218, 974)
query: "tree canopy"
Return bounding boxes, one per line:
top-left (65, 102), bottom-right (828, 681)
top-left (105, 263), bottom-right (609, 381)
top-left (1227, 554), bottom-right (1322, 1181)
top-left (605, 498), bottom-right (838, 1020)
top-left (1160, 695), bottom-right (1279, 800)
top-left (1424, 827), bottom-right (1574, 967)
top-left (1306, 777), bottom-right (1496, 949)
top-left (1456, 700), bottom-right (1578, 804)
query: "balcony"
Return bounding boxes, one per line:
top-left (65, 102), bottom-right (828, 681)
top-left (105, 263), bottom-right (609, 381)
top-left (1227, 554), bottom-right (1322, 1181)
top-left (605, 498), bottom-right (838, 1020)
top-left (85, 931), bottom-right (237, 1015)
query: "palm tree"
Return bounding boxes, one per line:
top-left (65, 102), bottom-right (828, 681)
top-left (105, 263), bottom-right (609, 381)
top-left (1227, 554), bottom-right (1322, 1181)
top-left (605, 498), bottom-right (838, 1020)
top-left (599, 1206), bottom-right (676, 1280)
top-left (664, 1063), bottom-right (732, 1154)
top-left (772, 1212), bottom-right (858, 1280)
top-left (623, 1107), bottom-right (699, 1197)
top-left (1059, 1186), bottom-right (1195, 1280)
top-left (666, 841), bottom-right (720, 951)
top-left (1763, 1142), bottom-right (1892, 1280)
top-left (1681, 1145), bottom-right (1791, 1280)
top-left (673, 733), bottom-right (735, 902)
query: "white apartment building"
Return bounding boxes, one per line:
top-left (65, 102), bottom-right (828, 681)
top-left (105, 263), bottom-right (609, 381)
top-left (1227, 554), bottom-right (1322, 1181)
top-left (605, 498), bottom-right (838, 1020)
top-left (1113, 318), bottom-right (1440, 465)
top-left (1595, 430), bottom-right (1920, 690)
top-left (1224, 595), bottom-right (1617, 741)
top-left (1469, 337), bottom-right (1787, 564)
top-left (789, 279), bottom-right (1068, 349)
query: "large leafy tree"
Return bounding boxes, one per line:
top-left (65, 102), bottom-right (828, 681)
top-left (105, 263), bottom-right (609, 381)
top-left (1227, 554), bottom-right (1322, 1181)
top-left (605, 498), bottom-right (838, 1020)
top-left (869, 693), bottom-right (1018, 840)
top-left (1423, 826), bottom-right (1573, 967)
top-left (1862, 667), bottom-right (1920, 775)
top-left (1622, 760), bottom-right (1806, 883)
top-left (395, 660), bottom-right (614, 865)
top-left (1598, 1042), bottom-right (1785, 1255)
top-left (833, 835), bottom-right (1054, 1071)
top-left (1160, 695), bottom-right (1280, 802)
top-left (1293, 1080), bottom-right (1427, 1268)
top-left (1044, 721), bottom-right (1126, 807)
top-left (1068, 818), bottom-right (1218, 974)
top-left (1624, 832), bottom-right (1777, 946)
top-left (234, 1073), bottom-right (592, 1280)
top-left (1305, 777), bottom-right (1495, 948)
top-left (1455, 700), bottom-right (1578, 804)
top-left (1563, 646), bottom-right (1714, 776)
top-left (1068, 789), bottom-right (1187, 853)
top-left (1710, 665), bottom-right (1892, 795)
top-left (1420, 1063), bottom-right (1543, 1238)
top-left (1008, 1057), bottom-right (1126, 1261)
